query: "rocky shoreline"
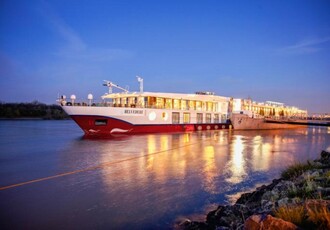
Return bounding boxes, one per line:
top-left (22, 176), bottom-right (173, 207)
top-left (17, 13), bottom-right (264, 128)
top-left (180, 150), bottom-right (330, 230)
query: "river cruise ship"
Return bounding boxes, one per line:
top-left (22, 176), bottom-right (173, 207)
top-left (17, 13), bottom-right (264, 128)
top-left (59, 78), bottom-right (230, 136)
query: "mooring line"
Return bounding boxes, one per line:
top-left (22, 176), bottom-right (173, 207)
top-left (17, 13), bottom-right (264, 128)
top-left (0, 140), bottom-right (204, 191)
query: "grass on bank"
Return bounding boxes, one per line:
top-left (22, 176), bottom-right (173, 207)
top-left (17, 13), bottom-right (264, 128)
top-left (274, 203), bottom-right (330, 229)
top-left (275, 157), bottom-right (330, 229)
top-left (281, 161), bottom-right (316, 180)
top-left (274, 204), bottom-right (305, 226)
top-left (307, 204), bottom-right (330, 229)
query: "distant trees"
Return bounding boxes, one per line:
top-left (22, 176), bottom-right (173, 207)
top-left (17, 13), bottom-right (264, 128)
top-left (0, 101), bottom-right (69, 119)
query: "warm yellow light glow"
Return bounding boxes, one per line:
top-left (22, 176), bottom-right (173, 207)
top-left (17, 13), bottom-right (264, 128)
top-left (225, 135), bottom-right (246, 184)
top-left (183, 133), bottom-right (190, 143)
top-left (202, 145), bottom-right (217, 193)
top-left (160, 135), bottom-right (169, 150)
top-left (233, 99), bottom-right (242, 112)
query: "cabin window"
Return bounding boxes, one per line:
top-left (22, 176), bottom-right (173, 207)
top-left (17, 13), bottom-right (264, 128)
top-left (121, 98), bottom-right (128, 107)
top-left (214, 114), bottom-right (219, 123)
top-left (221, 114), bottom-right (227, 122)
top-left (148, 97), bottom-right (157, 108)
top-left (189, 100), bottom-right (196, 110)
top-left (114, 98), bottom-right (121, 106)
top-left (165, 98), bottom-right (173, 109)
top-left (144, 97), bottom-right (148, 108)
top-left (156, 97), bottom-right (165, 109)
top-left (172, 112), bottom-right (180, 124)
top-left (206, 113), bottom-right (211, 123)
top-left (197, 113), bottom-right (203, 123)
top-left (206, 102), bottom-right (213, 111)
top-left (128, 97), bottom-right (135, 107)
top-left (196, 101), bottom-right (202, 111)
top-left (183, 113), bottom-right (190, 123)
top-left (136, 97), bottom-right (144, 108)
top-left (213, 103), bottom-right (218, 112)
top-left (181, 100), bottom-right (188, 110)
top-left (173, 99), bottom-right (181, 110)
top-left (95, 119), bottom-right (107, 126)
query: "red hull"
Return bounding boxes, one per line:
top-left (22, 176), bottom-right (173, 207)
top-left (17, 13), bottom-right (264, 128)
top-left (71, 115), bottom-right (230, 136)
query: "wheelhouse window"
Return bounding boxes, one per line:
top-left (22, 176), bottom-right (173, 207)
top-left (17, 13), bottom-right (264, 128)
top-left (172, 112), bottom-right (180, 124)
top-left (95, 119), bottom-right (107, 126)
top-left (197, 113), bottom-right (203, 123)
top-left (206, 113), bottom-right (211, 123)
top-left (183, 113), bottom-right (190, 123)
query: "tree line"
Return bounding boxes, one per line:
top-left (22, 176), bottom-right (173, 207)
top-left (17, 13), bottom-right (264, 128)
top-left (0, 101), bottom-right (69, 119)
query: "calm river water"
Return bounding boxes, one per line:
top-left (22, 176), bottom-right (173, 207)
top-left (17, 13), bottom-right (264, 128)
top-left (0, 120), bottom-right (330, 229)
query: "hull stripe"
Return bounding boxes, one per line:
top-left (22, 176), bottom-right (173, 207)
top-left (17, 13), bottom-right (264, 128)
top-left (70, 115), bottom-right (230, 136)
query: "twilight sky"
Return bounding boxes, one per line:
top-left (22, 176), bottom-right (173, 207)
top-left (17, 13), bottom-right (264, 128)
top-left (1, 0), bottom-right (329, 113)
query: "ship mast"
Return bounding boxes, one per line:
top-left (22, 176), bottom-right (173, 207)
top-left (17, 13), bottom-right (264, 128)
top-left (137, 76), bottom-right (143, 93)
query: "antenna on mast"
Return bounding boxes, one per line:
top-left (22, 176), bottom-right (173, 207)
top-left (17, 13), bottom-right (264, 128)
top-left (137, 76), bottom-right (143, 93)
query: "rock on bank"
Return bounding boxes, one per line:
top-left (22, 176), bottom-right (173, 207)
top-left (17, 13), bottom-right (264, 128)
top-left (180, 150), bottom-right (330, 230)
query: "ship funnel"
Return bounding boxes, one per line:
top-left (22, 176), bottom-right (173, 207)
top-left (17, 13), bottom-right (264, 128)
top-left (137, 76), bottom-right (143, 93)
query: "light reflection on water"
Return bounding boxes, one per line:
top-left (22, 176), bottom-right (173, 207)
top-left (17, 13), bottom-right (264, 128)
top-left (0, 121), bottom-right (330, 229)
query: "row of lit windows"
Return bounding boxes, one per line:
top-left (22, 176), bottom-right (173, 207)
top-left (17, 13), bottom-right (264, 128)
top-left (242, 105), bottom-right (306, 117)
top-left (110, 96), bottom-right (221, 112)
top-left (172, 112), bottom-right (224, 124)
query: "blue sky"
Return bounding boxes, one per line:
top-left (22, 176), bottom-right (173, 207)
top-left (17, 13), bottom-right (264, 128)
top-left (1, 0), bottom-right (329, 113)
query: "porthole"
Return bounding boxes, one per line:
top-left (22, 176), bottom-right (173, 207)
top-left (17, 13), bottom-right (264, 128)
top-left (148, 111), bottom-right (156, 121)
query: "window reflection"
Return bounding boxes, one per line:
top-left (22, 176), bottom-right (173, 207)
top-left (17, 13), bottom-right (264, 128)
top-left (225, 135), bottom-right (247, 184)
top-left (94, 128), bottom-right (324, 211)
top-left (202, 145), bottom-right (217, 193)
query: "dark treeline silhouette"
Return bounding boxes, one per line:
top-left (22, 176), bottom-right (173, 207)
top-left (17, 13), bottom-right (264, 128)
top-left (0, 101), bottom-right (69, 119)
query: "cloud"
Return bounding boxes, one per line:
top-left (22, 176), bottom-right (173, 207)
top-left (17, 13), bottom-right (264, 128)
top-left (37, 1), bottom-right (134, 61)
top-left (38, 0), bottom-right (86, 51)
top-left (277, 36), bottom-right (330, 55)
top-left (55, 48), bottom-right (134, 62)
